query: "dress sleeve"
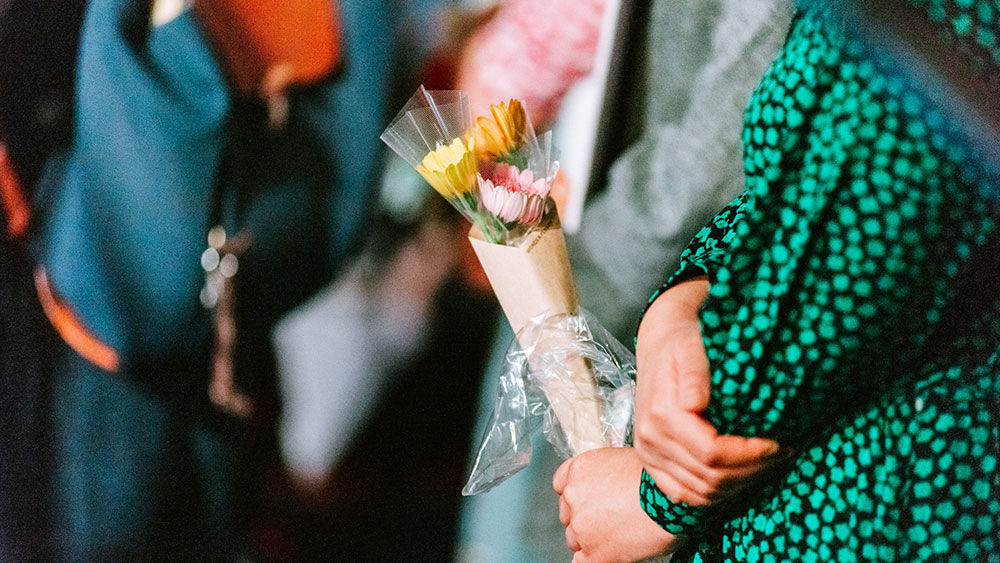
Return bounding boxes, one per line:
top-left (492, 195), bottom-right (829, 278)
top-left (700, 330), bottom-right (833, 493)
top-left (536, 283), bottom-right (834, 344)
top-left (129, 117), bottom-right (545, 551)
top-left (645, 191), bottom-right (751, 308)
top-left (633, 182), bottom-right (755, 542)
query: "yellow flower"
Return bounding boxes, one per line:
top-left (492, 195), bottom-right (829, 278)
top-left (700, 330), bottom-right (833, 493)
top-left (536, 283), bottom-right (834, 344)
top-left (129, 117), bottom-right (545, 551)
top-left (415, 137), bottom-right (478, 199)
top-left (472, 99), bottom-right (527, 159)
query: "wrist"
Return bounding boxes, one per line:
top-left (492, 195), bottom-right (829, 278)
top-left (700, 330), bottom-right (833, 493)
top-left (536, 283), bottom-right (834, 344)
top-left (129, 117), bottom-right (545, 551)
top-left (666, 275), bottom-right (710, 310)
top-left (639, 276), bottom-right (709, 335)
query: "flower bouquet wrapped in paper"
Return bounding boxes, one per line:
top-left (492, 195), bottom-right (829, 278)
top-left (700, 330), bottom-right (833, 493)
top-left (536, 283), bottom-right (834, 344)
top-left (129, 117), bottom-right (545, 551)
top-left (381, 87), bottom-right (635, 493)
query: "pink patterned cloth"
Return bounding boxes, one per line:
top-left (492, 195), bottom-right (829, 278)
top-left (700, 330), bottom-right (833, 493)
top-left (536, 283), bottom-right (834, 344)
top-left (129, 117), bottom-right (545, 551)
top-left (458, 0), bottom-right (606, 126)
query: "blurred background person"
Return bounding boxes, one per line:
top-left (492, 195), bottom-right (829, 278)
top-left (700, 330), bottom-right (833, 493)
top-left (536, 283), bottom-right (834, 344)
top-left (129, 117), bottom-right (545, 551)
top-left (263, 4), bottom-right (508, 562)
top-left (273, 1), bottom-right (498, 500)
top-left (1, 1), bottom-right (86, 558)
top-left (1, 0), bottom-right (399, 559)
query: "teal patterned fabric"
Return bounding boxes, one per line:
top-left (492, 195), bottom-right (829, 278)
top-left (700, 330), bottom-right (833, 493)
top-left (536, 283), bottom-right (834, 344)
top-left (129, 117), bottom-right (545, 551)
top-left (637, 1), bottom-right (1000, 560)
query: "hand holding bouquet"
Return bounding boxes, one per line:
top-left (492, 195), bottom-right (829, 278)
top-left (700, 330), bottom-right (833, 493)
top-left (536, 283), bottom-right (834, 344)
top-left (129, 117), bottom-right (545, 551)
top-left (381, 87), bottom-right (634, 493)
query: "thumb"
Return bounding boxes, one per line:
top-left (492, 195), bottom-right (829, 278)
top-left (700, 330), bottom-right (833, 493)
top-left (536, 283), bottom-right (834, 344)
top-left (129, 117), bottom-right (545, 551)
top-left (675, 348), bottom-right (711, 413)
top-left (553, 458), bottom-right (573, 494)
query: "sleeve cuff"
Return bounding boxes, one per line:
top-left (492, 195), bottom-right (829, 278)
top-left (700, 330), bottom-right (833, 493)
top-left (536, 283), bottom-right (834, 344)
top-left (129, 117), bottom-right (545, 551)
top-left (634, 261), bottom-right (713, 349)
top-left (639, 468), bottom-right (717, 537)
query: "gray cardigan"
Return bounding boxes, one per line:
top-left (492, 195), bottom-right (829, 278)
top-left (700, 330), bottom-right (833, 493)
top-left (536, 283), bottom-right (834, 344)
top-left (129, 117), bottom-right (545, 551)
top-left (570, 0), bottom-right (793, 342)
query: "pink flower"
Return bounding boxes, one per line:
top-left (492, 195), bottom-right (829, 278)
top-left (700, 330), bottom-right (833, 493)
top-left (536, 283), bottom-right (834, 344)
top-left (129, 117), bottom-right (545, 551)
top-left (477, 163), bottom-right (550, 225)
top-left (491, 163), bottom-right (550, 197)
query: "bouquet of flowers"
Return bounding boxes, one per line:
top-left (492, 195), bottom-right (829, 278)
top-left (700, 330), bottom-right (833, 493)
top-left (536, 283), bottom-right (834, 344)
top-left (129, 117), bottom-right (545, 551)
top-left (381, 87), bottom-right (633, 493)
top-left (380, 87), bottom-right (553, 244)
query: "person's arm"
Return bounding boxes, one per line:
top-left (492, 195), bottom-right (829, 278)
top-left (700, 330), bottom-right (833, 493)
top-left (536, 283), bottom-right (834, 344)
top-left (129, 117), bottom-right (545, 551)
top-left (553, 448), bottom-right (677, 563)
top-left (633, 195), bottom-right (788, 539)
top-left (635, 2), bottom-right (1000, 541)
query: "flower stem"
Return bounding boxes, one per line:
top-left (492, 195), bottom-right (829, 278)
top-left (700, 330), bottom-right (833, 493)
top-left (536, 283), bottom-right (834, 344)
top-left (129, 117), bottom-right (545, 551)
top-left (473, 213), bottom-right (507, 244)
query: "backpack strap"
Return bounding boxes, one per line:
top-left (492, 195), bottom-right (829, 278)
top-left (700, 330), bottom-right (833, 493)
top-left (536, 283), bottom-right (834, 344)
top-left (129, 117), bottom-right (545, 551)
top-left (0, 144), bottom-right (30, 239)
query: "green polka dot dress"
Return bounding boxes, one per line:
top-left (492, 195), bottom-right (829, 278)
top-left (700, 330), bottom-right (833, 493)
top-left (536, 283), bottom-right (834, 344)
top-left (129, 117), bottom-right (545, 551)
top-left (637, 1), bottom-right (1000, 560)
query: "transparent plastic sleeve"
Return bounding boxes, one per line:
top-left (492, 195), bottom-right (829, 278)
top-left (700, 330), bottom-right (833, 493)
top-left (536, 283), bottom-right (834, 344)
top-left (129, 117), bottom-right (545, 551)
top-left (462, 308), bottom-right (635, 496)
top-left (381, 86), bottom-right (561, 246)
top-left (380, 87), bottom-right (471, 169)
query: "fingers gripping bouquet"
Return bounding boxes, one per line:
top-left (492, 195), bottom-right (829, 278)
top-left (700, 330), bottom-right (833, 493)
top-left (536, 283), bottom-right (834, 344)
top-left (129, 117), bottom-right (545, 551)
top-left (381, 87), bottom-right (635, 494)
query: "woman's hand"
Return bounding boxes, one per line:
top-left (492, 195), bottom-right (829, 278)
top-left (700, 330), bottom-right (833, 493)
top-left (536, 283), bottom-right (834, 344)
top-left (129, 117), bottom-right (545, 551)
top-left (553, 448), bottom-right (677, 563)
top-left (634, 276), bottom-right (786, 506)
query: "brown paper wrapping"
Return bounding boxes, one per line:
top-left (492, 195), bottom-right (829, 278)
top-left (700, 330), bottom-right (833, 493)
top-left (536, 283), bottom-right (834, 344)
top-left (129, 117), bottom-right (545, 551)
top-left (469, 212), bottom-right (606, 454)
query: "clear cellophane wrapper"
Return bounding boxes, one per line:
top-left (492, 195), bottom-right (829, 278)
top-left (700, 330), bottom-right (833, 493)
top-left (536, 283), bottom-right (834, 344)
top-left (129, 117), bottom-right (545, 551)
top-left (462, 307), bottom-right (636, 496)
top-left (463, 213), bottom-right (636, 495)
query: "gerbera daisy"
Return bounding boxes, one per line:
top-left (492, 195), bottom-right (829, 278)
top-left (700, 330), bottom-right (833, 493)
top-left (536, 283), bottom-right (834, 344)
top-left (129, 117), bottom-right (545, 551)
top-left (415, 137), bottom-right (478, 200)
top-left (473, 99), bottom-right (528, 164)
top-left (478, 163), bottom-right (550, 225)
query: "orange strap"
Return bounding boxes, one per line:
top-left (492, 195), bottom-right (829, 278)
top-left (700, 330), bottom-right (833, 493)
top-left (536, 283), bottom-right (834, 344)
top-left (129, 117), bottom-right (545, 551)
top-left (34, 267), bottom-right (120, 372)
top-left (0, 144), bottom-right (30, 239)
top-left (192, 0), bottom-right (341, 98)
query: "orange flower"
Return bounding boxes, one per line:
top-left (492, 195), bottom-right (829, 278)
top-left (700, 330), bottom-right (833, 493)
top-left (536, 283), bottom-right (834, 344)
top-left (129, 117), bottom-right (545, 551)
top-left (472, 99), bottom-right (527, 159)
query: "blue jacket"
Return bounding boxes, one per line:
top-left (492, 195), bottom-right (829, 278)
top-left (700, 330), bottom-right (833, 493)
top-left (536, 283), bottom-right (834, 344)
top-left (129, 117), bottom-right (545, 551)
top-left (32, 0), bottom-right (393, 371)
